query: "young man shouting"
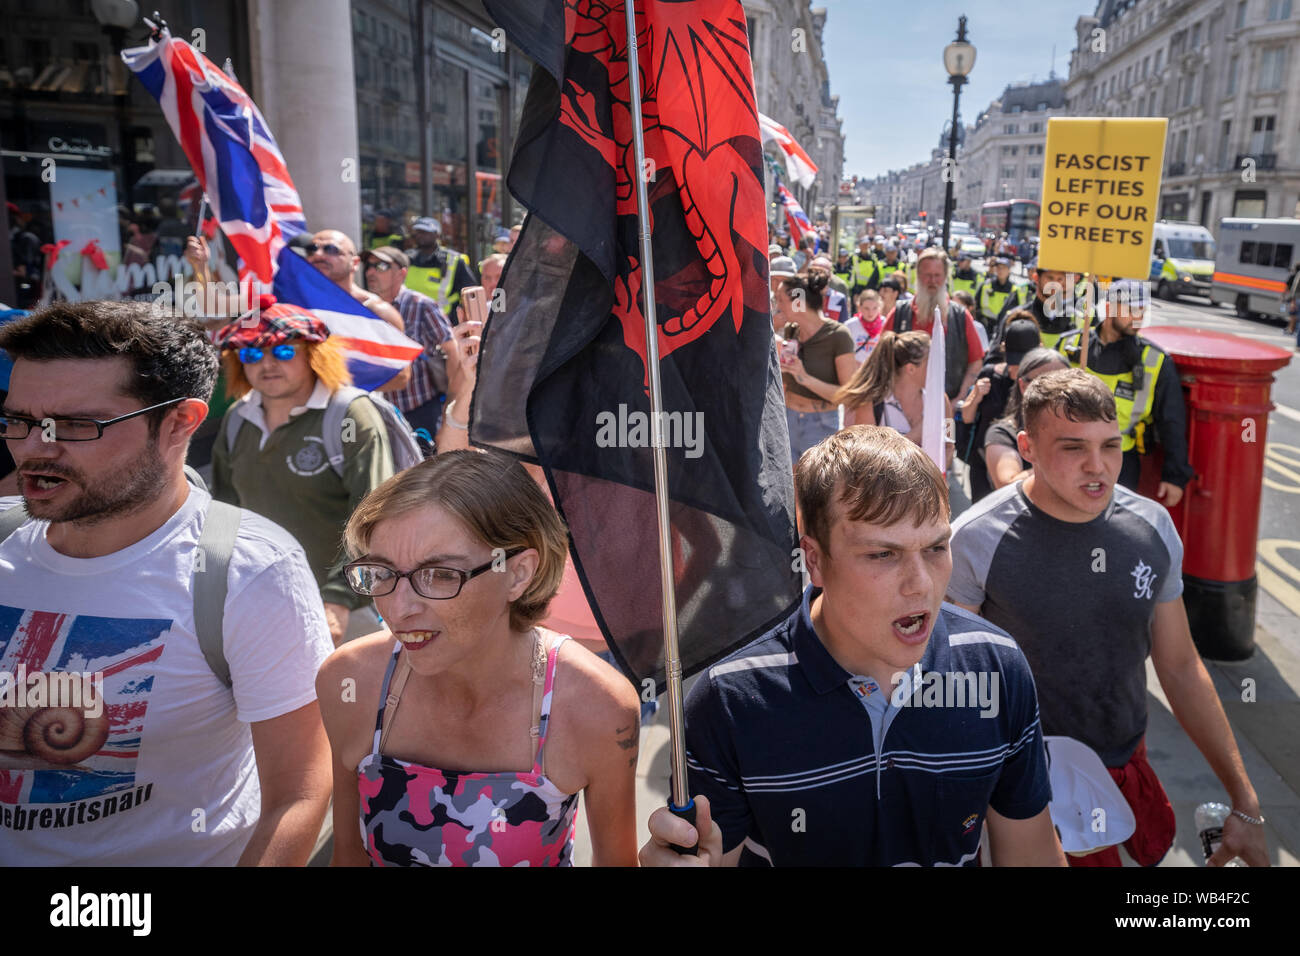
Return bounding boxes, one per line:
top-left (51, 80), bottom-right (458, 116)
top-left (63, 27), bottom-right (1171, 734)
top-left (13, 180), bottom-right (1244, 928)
top-left (641, 426), bottom-right (1064, 867)
top-left (947, 369), bottom-right (1268, 867)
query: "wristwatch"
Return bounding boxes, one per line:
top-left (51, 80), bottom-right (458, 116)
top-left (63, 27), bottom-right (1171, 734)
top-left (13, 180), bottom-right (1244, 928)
top-left (954, 400), bottom-right (966, 412)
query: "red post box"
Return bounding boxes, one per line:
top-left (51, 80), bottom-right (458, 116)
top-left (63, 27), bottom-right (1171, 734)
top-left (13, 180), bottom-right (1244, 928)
top-left (1137, 327), bottom-right (1292, 660)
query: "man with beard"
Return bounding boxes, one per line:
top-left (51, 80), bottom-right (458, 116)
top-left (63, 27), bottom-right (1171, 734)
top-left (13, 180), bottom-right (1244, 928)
top-left (883, 248), bottom-right (985, 400)
top-left (0, 301), bottom-right (332, 865)
top-left (1057, 279), bottom-right (1192, 504)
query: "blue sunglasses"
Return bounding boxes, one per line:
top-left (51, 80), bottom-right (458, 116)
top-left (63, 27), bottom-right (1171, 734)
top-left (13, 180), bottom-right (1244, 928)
top-left (238, 344), bottom-right (298, 364)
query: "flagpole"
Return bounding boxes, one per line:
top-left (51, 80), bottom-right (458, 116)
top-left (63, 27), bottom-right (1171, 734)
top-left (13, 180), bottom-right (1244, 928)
top-left (623, 0), bottom-right (696, 849)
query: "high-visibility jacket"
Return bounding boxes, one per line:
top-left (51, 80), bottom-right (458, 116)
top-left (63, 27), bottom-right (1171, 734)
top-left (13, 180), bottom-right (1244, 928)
top-left (1037, 314), bottom-right (1090, 353)
top-left (951, 268), bottom-right (983, 298)
top-left (874, 259), bottom-right (907, 287)
top-left (1057, 331), bottom-right (1165, 453)
top-left (366, 230), bottom-right (405, 250)
top-left (405, 246), bottom-right (471, 313)
top-left (833, 257), bottom-right (855, 289)
top-left (990, 295), bottom-right (1088, 355)
top-left (975, 277), bottom-right (1026, 327)
top-left (851, 254), bottom-right (877, 296)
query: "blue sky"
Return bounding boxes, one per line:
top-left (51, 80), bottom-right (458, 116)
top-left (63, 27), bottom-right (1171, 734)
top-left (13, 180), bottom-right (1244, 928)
top-left (818, 0), bottom-right (1096, 179)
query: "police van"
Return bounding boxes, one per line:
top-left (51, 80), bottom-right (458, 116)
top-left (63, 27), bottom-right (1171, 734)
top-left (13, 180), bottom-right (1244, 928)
top-left (1148, 221), bottom-right (1216, 301)
top-left (1209, 218), bottom-right (1300, 319)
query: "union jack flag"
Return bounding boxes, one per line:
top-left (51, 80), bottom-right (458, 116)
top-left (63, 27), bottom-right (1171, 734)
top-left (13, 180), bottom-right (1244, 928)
top-left (122, 27), bottom-right (422, 389)
top-left (776, 180), bottom-right (812, 245)
top-left (0, 605), bottom-right (171, 806)
top-left (121, 27), bottom-right (303, 283)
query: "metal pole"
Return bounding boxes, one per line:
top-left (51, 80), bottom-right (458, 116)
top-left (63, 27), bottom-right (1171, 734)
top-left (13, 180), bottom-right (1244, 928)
top-left (623, 0), bottom-right (691, 815)
top-left (943, 79), bottom-right (962, 253)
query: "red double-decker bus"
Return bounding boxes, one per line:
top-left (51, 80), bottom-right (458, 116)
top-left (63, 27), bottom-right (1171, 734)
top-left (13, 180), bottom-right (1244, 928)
top-left (980, 199), bottom-right (1041, 252)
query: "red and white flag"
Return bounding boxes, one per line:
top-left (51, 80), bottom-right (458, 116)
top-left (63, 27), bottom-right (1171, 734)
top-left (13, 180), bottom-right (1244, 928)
top-left (759, 112), bottom-right (818, 189)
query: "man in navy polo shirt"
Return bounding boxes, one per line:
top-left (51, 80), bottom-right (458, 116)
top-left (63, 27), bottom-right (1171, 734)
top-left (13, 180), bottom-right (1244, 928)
top-left (640, 427), bottom-right (1065, 867)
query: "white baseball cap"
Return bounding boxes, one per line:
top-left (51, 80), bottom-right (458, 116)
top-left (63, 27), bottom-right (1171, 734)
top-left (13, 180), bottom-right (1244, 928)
top-left (1044, 736), bottom-right (1135, 855)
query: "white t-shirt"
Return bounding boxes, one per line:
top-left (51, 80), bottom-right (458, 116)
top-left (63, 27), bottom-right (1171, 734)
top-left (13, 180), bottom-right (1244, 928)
top-left (0, 487), bottom-right (332, 865)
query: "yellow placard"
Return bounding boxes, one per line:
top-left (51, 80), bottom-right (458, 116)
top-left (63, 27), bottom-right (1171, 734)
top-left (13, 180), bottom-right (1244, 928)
top-left (1038, 117), bottom-right (1167, 279)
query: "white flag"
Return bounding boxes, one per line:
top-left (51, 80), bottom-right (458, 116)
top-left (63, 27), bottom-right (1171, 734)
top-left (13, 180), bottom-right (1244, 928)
top-left (922, 306), bottom-right (947, 473)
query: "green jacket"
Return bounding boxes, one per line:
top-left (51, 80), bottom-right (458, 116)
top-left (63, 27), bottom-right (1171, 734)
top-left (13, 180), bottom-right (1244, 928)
top-left (211, 388), bottom-right (395, 609)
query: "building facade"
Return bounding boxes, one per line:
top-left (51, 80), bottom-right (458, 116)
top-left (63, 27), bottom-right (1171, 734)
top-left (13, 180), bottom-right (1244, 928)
top-left (1064, 0), bottom-right (1300, 228)
top-left (743, 1), bottom-right (844, 218)
top-left (956, 78), bottom-right (1068, 225)
top-left (0, 0), bottom-right (539, 309)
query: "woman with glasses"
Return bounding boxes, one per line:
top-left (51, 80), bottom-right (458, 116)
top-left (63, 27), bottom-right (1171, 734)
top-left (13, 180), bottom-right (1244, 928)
top-left (316, 450), bottom-right (641, 866)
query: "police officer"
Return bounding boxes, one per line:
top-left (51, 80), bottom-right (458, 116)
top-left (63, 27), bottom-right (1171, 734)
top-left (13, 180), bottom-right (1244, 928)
top-left (950, 252), bottom-right (983, 300)
top-left (1057, 278), bottom-right (1192, 505)
top-left (990, 264), bottom-right (1091, 356)
top-left (365, 209), bottom-right (404, 250)
top-left (869, 241), bottom-right (908, 289)
top-left (405, 217), bottom-right (478, 317)
top-left (974, 256), bottom-right (1027, 336)
top-left (831, 246), bottom-right (855, 296)
top-left (850, 236), bottom-right (878, 298)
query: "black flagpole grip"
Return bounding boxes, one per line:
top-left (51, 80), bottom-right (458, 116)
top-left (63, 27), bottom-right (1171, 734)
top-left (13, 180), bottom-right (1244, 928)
top-left (667, 796), bottom-right (698, 856)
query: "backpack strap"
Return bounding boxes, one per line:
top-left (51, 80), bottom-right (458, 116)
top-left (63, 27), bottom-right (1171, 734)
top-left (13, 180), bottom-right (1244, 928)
top-left (183, 464), bottom-right (208, 493)
top-left (0, 502), bottom-right (29, 542)
top-left (322, 385), bottom-right (366, 478)
top-left (193, 499), bottom-right (241, 689)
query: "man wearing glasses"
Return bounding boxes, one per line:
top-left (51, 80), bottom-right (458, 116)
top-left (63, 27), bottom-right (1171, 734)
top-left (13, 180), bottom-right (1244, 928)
top-left (210, 300), bottom-right (396, 646)
top-left (0, 300), bottom-right (333, 866)
top-left (361, 246), bottom-right (452, 440)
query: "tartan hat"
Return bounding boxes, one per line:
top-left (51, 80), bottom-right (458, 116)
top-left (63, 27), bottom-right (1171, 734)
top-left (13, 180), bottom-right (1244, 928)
top-left (214, 295), bottom-right (329, 351)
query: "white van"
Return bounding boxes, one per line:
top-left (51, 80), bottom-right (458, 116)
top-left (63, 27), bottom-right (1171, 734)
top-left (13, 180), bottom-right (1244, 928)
top-left (1149, 221), bottom-right (1216, 300)
top-left (1209, 218), bottom-right (1300, 319)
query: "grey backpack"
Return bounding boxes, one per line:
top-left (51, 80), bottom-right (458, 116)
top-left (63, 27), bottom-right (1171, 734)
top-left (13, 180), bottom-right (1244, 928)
top-left (0, 466), bottom-right (240, 687)
top-left (224, 386), bottom-right (426, 475)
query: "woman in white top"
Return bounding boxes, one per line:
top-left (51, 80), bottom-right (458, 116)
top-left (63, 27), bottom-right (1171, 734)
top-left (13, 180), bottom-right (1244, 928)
top-left (835, 330), bottom-right (953, 467)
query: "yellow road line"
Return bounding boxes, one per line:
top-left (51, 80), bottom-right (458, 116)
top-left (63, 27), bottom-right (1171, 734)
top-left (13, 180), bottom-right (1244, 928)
top-left (1257, 559), bottom-right (1300, 618)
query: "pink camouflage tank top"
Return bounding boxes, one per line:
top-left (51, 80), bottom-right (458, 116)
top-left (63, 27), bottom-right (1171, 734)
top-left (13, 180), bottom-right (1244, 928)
top-left (357, 631), bottom-right (579, 866)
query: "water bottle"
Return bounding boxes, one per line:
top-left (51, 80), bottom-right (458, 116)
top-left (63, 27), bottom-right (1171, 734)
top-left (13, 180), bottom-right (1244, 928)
top-left (1194, 802), bottom-right (1245, 866)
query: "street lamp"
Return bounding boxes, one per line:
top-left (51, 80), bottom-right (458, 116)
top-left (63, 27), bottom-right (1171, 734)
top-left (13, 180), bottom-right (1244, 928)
top-left (941, 16), bottom-right (975, 254)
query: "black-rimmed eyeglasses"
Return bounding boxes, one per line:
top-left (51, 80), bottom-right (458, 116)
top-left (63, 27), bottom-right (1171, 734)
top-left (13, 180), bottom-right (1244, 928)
top-left (0, 396), bottom-right (186, 442)
top-left (344, 548), bottom-right (525, 600)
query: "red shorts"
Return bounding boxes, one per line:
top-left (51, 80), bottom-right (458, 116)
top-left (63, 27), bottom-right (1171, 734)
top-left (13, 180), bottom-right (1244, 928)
top-left (1067, 737), bottom-right (1176, 868)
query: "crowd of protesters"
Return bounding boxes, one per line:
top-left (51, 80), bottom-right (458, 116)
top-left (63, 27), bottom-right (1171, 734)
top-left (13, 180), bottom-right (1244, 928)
top-left (0, 209), bottom-right (1270, 870)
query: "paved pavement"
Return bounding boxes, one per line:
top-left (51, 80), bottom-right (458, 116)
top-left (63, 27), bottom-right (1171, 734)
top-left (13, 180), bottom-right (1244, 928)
top-left (575, 292), bottom-right (1300, 866)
